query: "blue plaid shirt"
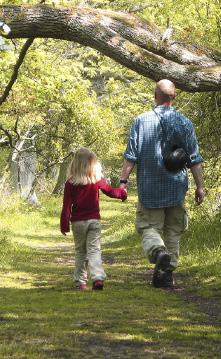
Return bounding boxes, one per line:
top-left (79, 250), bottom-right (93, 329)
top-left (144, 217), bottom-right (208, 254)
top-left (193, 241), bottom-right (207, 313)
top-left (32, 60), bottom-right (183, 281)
top-left (124, 106), bottom-right (203, 208)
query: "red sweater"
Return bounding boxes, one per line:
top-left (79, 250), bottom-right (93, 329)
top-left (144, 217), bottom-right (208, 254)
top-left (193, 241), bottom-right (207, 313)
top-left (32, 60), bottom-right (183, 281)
top-left (60, 177), bottom-right (127, 233)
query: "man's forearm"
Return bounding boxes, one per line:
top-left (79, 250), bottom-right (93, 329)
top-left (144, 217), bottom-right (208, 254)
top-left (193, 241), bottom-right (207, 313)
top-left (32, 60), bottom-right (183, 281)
top-left (120, 159), bottom-right (135, 181)
top-left (190, 163), bottom-right (203, 188)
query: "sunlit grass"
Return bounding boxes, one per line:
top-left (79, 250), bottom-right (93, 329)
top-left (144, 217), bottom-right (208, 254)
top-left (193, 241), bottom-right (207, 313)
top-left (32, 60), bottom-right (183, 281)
top-left (0, 191), bottom-right (221, 357)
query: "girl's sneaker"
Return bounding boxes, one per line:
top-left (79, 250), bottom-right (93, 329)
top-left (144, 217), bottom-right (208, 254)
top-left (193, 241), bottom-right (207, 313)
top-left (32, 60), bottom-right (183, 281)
top-left (76, 282), bottom-right (88, 290)
top-left (92, 280), bottom-right (104, 290)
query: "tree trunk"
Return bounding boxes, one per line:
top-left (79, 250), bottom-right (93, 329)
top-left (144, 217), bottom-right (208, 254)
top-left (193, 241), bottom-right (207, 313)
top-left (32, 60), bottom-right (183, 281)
top-left (0, 5), bottom-right (220, 92)
top-left (52, 157), bottom-right (70, 195)
top-left (9, 137), bottom-right (38, 204)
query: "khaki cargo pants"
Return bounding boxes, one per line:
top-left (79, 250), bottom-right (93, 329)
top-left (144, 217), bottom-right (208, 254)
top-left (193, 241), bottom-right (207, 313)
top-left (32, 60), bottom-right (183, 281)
top-left (135, 202), bottom-right (188, 268)
top-left (72, 219), bottom-right (106, 285)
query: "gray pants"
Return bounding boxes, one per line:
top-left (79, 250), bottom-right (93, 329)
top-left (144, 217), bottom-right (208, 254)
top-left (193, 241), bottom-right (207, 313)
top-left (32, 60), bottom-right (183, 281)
top-left (72, 219), bottom-right (106, 285)
top-left (135, 202), bottom-right (188, 268)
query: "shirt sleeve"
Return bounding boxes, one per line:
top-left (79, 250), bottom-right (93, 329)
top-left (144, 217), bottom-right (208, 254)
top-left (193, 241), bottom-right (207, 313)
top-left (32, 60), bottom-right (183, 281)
top-left (60, 181), bottom-right (73, 233)
top-left (184, 121), bottom-right (203, 168)
top-left (98, 178), bottom-right (127, 200)
top-left (124, 119), bottom-right (139, 162)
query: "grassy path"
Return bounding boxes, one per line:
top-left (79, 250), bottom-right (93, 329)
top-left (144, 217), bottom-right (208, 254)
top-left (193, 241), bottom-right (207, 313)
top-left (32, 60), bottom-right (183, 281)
top-left (0, 194), bottom-right (221, 358)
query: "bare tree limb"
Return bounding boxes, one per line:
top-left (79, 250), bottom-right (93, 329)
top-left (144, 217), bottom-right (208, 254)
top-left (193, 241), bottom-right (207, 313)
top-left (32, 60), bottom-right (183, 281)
top-left (0, 123), bottom-right (13, 147)
top-left (0, 37), bottom-right (34, 105)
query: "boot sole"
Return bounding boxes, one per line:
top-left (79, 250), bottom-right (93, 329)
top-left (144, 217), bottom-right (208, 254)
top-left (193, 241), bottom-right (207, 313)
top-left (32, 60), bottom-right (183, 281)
top-left (152, 271), bottom-right (175, 288)
top-left (154, 253), bottom-right (171, 272)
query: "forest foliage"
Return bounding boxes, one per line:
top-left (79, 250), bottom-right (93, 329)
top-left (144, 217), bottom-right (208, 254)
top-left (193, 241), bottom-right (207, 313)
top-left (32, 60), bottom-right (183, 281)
top-left (0, 0), bottom-right (220, 201)
top-left (0, 5), bottom-right (221, 357)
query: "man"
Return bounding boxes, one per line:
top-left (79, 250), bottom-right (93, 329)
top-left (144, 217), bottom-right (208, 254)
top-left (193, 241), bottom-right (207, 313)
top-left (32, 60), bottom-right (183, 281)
top-left (120, 79), bottom-right (204, 288)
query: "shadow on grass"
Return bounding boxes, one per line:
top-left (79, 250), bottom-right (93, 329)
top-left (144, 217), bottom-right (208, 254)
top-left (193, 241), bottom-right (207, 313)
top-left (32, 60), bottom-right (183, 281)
top-left (1, 194), bottom-right (221, 357)
top-left (1, 240), bottom-right (221, 356)
top-left (0, 281), bottom-right (221, 359)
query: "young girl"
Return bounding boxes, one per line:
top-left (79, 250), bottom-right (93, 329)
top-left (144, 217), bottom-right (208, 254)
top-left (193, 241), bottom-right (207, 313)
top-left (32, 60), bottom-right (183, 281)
top-left (60, 148), bottom-right (127, 290)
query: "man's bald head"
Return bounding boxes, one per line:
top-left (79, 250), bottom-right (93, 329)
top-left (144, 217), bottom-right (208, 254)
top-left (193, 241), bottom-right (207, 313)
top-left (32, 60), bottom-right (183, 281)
top-left (155, 79), bottom-right (176, 104)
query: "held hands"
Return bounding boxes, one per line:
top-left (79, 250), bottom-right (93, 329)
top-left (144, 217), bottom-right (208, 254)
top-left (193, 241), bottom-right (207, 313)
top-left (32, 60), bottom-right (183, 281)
top-left (119, 183), bottom-right (127, 190)
top-left (119, 182), bottom-right (128, 202)
top-left (195, 188), bottom-right (204, 205)
top-left (121, 188), bottom-right (128, 202)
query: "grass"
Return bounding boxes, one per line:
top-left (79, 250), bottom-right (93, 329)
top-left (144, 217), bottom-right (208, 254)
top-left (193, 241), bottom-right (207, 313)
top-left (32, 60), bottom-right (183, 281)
top-left (0, 191), bottom-right (221, 358)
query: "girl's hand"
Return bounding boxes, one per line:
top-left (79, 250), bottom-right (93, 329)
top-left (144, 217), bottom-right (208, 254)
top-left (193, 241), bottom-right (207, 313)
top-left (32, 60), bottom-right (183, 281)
top-left (121, 189), bottom-right (128, 202)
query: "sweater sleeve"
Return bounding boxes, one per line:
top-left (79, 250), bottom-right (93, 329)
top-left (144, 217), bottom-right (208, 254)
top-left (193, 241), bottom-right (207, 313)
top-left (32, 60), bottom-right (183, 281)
top-left (98, 178), bottom-right (127, 200)
top-left (60, 181), bottom-right (73, 233)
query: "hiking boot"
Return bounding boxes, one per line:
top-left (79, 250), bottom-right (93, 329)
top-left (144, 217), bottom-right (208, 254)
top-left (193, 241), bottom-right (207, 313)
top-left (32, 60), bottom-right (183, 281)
top-left (152, 270), bottom-right (174, 288)
top-left (163, 270), bottom-right (175, 288)
top-left (153, 250), bottom-right (171, 272)
top-left (92, 280), bottom-right (104, 290)
top-left (152, 270), bottom-right (164, 288)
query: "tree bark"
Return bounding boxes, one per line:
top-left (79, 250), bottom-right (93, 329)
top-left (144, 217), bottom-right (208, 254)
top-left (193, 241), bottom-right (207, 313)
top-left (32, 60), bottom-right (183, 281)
top-left (0, 5), bottom-right (221, 92)
top-left (52, 157), bottom-right (71, 194)
top-left (9, 135), bottom-right (39, 204)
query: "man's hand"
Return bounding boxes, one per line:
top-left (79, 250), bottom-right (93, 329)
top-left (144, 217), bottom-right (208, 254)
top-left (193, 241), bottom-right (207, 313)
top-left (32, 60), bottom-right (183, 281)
top-left (120, 183), bottom-right (128, 202)
top-left (195, 188), bottom-right (204, 205)
top-left (191, 164), bottom-right (204, 205)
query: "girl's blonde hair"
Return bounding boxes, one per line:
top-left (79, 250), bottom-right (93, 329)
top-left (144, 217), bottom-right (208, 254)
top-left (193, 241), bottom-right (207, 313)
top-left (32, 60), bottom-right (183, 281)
top-left (67, 147), bottom-right (102, 185)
